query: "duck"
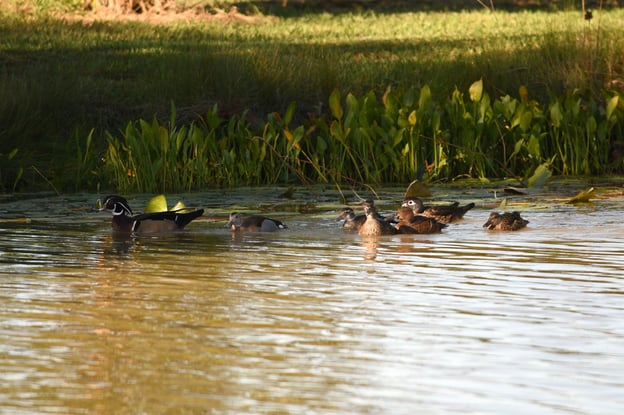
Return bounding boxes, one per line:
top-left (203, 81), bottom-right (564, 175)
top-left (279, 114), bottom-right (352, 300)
top-left (99, 195), bottom-right (204, 234)
top-left (336, 207), bottom-right (366, 232)
top-left (401, 197), bottom-right (475, 223)
top-left (358, 200), bottom-right (398, 236)
top-left (227, 212), bottom-right (287, 232)
top-left (393, 206), bottom-right (447, 234)
top-left (483, 211), bottom-right (529, 231)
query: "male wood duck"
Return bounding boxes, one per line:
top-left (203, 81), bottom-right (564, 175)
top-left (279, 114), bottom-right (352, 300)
top-left (336, 207), bottom-right (366, 232)
top-left (358, 200), bottom-right (398, 236)
top-left (99, 195), bottom-right (204, 234)
top-left (401, 197), bottom-right (475, 223)
top-left (483, 211), bottom-right (529, 231)
top-left (227, 212), bottom-right (288, 232)
top-left (393, 206), bottom-right (447, 234)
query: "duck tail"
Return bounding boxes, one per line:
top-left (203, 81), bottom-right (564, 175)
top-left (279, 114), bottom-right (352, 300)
top-left (174, 208), bottom-right (204, 227)
top-left (461, 202), bottom-right (476, 214)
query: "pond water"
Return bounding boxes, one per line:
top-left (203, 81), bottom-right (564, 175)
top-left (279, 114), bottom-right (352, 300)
top-left (1, 182), bottom-right (623, 415)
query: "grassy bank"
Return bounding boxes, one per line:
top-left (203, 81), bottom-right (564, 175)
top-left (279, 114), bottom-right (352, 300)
top-left (1, 5), bottom-right (623, 191)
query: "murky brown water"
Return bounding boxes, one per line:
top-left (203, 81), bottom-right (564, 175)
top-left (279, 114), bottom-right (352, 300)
top-left (1, 183), bottom-right (623, 414)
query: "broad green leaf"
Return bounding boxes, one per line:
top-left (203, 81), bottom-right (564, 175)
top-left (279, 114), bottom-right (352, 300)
top-left (397, 113), bottom-right (409, 129)
top-left (145, 194), bottom-right (168, 213)
top-left (283, 101), bottom-right (296, 126)
top-left (520, 110), bottom-right (533, 131)
top-left (549, 102), bottom-right (563, 127)
top-left (510, 138), bottom-right (524, 159)
top-left (518, 85), bottom-right (529, 103)
top-left (408, 110), bottom-right (417, 126)
top-left (329, 89), bottom-right (343, 120)
top-left (606, 95), bottom-right (619, 121)
top-left (527, 163), bottom-right (552, 188)
top-left (469, 79), bottom-right (483, 102)
top-left (527, 134), bottom-right (541, 159)
top-left (329, 120), bottom-right (343, 141)
top-left (497, 95), bottom-right (516, 119)
top-left (418, 84), bottom-right (432, 109)
top-left (316, 136), bottom-right (327, 154)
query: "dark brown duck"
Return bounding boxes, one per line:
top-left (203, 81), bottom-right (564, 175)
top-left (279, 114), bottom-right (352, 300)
top-left (401, 197), bottom-right (475, 223)
top-left (337, 207), bottom-right (366, 233)
top-left (393, 206), bottom-right (447, 234)
top-left (483, 211), bottom-right (529, 231)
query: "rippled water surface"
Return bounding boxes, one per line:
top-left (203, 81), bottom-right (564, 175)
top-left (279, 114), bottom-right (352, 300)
top-left (1, 184), bottom-right (623, 414)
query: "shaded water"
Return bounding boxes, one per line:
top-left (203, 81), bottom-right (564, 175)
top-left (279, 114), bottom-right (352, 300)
top-left (1, 184), bottom-right (623, 414)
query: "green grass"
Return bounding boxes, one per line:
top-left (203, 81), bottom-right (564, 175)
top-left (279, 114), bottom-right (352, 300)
top-left (0, 5), bottom-right (623, 191)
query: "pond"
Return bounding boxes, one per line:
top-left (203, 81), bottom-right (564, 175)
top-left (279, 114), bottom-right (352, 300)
top-left (1, 181), bottom-right (623, 414)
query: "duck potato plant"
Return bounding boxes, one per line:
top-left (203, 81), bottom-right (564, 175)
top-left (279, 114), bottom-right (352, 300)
top-left (100, 82), bottom-right (624, 193)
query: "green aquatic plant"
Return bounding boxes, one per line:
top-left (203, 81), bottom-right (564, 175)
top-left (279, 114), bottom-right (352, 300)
top-left (104, 104), bottom-right (226, 193)
top-left (547, 91), bottom-right (617, 175)
top-left (99, 84), bottom-right (623, 193)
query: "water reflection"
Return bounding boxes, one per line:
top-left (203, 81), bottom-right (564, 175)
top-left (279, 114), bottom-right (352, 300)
top-left (0, 189), bottom-right (623, 414)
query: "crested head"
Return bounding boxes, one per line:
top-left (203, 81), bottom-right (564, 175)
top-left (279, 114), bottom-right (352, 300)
top-left (361, 199), bottom-right (375, 208)
top-left (337, 207), bottom-right (356, 221)
top-left (100, 195), bottom-right (133, 216)
top-left (402, 197), bottom-right (424, 212)
top-left (226, 212), bottom-right (242, 229)
top-left (394, 206), bottom-right (414, 223)
top-left (361, 200), bottom-right (377, 217)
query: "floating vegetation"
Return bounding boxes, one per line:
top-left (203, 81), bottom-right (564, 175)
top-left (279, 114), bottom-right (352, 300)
top-left (566, 187), bottom-right (596, 204)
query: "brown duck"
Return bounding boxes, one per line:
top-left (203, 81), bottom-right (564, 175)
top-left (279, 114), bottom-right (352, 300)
top-left (337, 207), bottom-right (366, 233)
top-left (393, 206), bottom-right (447, 234)
top-left (401, 197), bottom-right (475, 223)
top-left (358, 200), bottom-right (398, 236)
top-left (483, 211), bottom-right (529, 231)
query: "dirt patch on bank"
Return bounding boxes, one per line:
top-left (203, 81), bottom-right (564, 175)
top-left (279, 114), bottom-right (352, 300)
top-left (56, 5), bottom-right (263, 25)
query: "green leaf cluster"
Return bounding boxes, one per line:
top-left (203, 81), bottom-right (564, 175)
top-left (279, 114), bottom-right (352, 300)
top-left (98, 82), bottom-right (624, 193)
